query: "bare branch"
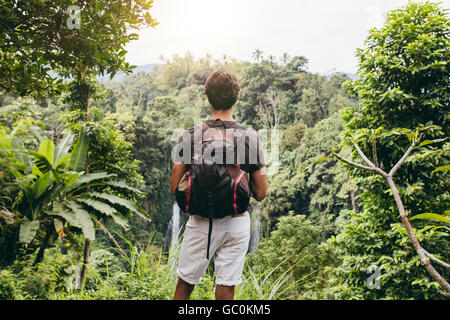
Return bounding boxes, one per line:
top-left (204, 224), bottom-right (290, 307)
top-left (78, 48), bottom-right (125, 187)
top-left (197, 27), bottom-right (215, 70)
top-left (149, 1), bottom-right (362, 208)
top-left (353, 141), bottom-right (376, 168)
top-left (334, 137), bottom-right (450, 296)
top-left (372, 139), bottom-right (379, 168)
top-left (386, 176), bottom-right (450, 296)
top-left (333, 153), bottom-right (375, 171)
top-left (389, 142), bottom-right (416, 177)
top-left (423, 249), bottom-right (450, 269)
top-left (94, 218), bottom-right (126, 256)
top-left (333, 151), bottom-right (388, 177)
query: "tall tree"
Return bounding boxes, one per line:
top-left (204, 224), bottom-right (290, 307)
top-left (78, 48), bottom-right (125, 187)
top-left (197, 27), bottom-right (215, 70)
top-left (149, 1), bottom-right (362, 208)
top-left (0, 0), bottom-right (158, 99)
top-left (1, 0), bottom-right (158, 286)
top-left (330, 2), bottom-right (449, 299)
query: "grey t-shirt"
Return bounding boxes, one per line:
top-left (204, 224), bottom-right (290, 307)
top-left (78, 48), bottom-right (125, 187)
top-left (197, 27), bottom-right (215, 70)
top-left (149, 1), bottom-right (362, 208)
top-left (175, 119), bottom-right (265, 175)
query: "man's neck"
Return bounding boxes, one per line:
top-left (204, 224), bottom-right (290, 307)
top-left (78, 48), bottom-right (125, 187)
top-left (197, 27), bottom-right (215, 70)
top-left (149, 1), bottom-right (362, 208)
top-left (210, 107), bottom-right (234, 121)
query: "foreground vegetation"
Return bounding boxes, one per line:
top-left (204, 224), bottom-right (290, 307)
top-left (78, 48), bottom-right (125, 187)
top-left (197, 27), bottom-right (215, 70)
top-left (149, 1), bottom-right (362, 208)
top-left (0, 1), bottom-right (449, 299)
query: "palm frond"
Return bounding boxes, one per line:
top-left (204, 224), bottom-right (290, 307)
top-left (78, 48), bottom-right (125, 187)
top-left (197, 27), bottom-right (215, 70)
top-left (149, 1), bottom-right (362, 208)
top-left (47, 204), bottom-right (82, 229)
top-left (75, 197), bottom-right (129, 229)
top-left (67, 172), bottom-right (117, 192)
top-left (66, 201), bottom-right (95, 241)
top-left (103, 180), bottom-right (144, 195)
top-left (89, 192), bottom-right (150, 222)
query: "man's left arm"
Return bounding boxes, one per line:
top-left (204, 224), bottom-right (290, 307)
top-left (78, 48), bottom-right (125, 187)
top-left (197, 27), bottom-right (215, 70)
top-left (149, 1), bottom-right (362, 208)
top-left (250, 167), bottom-right (268, 201)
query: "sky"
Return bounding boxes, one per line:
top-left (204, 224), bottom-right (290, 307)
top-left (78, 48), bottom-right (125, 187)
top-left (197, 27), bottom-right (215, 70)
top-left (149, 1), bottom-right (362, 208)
top-left (125, 0), bottom-right (450, 75)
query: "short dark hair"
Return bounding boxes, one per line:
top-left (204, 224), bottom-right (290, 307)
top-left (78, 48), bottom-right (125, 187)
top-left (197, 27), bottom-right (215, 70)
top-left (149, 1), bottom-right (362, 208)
top-left (205, 70), bottom-right (240, 110)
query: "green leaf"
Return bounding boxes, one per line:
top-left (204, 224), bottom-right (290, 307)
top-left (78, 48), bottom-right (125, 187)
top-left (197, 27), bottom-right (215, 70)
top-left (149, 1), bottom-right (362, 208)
top-left (405, 132), bottom-right (416, 142)
top-left (416, 225), bottom-right (444, 235)
top-left (104, 180), bottom-right (144, 195)
top-left (410, 213), bottom-right (450, 225)
top-left (28, 151), bottom-right (54, 175)
top-left (90, 192), bottom-right (150, 222)
top-left (54, 218), bottom-right (64, 238)
top-left (109, 213), bottom-right (129, 230)
top-left (32, 140), bottom-right (54, 176)
top-left (75, 197), bottom-right (128, 229)
top-left (67, 172), bottom-right (116, 192)
top-left (19, 218), bottom-right (40, 244)
top-left (75, 197), bottom-right (117, 215)
top-left (32, 171), bottom-right (51, 199)
top-left (418, 138), bottom-right (447, 148)
top-left (418, 140), bottom-right (434, 147)
top-left (431, 165), bottom-right (450, 175)
top-left (69, 126), bottom-right (89, 172)
top-left (39, 139), bottom-right (54, 162)
top-left (63, 172), bottom-right (82, 187)
top-left (315, 157), bottom-right (330, 164)
top-left (48, 205), bottom-right (81, 229)
top-left (0, 128), bottom-right (11, 147)
top-left (55, 154), bottom-right (71, 172)
top-left (66, 201), bottom-right (95, 241)
top-left (10, 134), bottom-right (30, 167)
top-left (29, 150), bottom-right (65, 184)
top-left (54, 132), bottom-right (75, 164)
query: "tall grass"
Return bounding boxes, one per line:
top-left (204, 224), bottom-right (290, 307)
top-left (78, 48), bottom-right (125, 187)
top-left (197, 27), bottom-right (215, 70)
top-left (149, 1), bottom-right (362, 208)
top-left (236, 258), bottom-right (318, 300)
top-left (54, 231), bottom-right (300, 300)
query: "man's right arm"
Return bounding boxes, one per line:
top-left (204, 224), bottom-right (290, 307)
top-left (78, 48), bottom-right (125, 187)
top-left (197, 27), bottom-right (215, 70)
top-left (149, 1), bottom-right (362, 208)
top-left (170, 163), bottom-right (187, 195)
top-left (250, 167), bottom-right (268, 202)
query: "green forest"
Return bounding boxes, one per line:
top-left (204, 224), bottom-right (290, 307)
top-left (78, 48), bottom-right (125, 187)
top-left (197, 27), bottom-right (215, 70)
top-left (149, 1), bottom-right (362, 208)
top-left (0, 1), bottom-right (449, 300)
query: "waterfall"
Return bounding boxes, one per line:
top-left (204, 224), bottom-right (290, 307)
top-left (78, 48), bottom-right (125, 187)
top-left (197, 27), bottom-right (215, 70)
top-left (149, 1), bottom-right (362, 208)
top-left (170, 202), bottom-right (181, 252)
top-left (66, 264), bottom-right (81, 291)
top-left (74, 264), bottom-right (81, 290)
top-left (247, 204), bottom-right (262, 253)
top-left (164, 202), bottom-right (182, 255)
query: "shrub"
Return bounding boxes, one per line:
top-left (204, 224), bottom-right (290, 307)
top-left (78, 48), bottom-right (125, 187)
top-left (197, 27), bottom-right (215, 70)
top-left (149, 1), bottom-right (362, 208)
top-left (0, 269), bottom-right (16, 300)
top-left (248, 213), bottom-right (338, 299)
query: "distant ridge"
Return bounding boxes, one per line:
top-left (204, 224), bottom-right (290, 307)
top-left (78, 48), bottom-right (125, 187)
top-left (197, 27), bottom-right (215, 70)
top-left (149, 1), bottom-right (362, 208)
top-left (97, 63), bottom-right (159, 82)
top-left (325, 72), bottom-right (358, 81)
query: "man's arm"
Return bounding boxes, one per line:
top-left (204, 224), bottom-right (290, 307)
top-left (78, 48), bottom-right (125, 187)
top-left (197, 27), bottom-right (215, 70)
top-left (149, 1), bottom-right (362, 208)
top-left (170, 163), bottom-right (187, 195)
top-left (250, 167), bottom-right (268, 202)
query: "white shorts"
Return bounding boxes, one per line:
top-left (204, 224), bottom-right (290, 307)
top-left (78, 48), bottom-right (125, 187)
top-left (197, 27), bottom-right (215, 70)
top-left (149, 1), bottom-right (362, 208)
top-left (176, 212), bottom-right (250, 286)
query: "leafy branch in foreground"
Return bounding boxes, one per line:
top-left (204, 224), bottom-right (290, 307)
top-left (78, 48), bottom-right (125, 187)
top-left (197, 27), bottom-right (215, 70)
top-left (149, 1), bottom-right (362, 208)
top-left (8, 126), bottom-right (149, 266)
top-left (332, 132), bottom-right (450, 297)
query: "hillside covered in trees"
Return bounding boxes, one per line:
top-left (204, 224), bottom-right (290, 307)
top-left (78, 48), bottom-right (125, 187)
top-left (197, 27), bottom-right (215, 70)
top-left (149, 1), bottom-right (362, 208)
top-left (0, 1), bottom-right (449, 300)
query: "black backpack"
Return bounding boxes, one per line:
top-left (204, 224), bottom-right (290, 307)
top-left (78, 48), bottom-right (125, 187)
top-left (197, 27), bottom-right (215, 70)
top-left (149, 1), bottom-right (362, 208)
top-left (175, 119), bottom-right (251, 259)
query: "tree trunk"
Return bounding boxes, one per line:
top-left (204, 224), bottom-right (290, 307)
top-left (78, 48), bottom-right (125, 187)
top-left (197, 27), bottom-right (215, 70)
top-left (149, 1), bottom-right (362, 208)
top-left (2, 222), bottom-right (19, 266)
top-left (79, 87), bottom-right (91, 287)
top-left (33, 223), bottom-right (53, 266)
top-left (350, 189), bottom-right (358, 214)
top-left (79, 239), bottom-right (91, 288)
